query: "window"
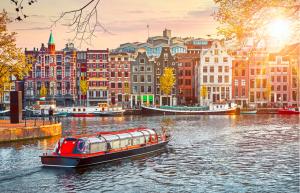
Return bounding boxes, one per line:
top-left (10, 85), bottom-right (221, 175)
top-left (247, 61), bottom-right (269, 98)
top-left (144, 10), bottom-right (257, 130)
top-left (283, 85), bottom-right (287, 91)
top-left (210, 66), bottom-right (214, 73)
top-left (241, 70), bottom-right (245, 76)
top-left (156, 68), bottom-right (160, 74)
top-left (111, 83), bottom-right (115, 88)
top-left (225, 66), bottom-right (229, 73)
top-left (147, 67), bottom-right (151, 72)
top-left (251, 69), bottom-right (255, 75)
top-left (118, 71), bottom-right (122, 77)
top-left (203, 66), bottom-right (207, 73)
top-left (141, 86), bottom-right (145, 93)
top-left (111, 72), bottom-right (115, 77)
top-left (277, 76), bottom-right (281, 82)
top-left (118, 82), bottom-right (122, 88)
top-left (203, 75), bottom-right (207, 83)
top-left (140, 58), bottom-right (145, 63)
top-left (277, 85), bottom-right (281, 91)
top-left (224, 76), bottom-right (229, 83)
top-left (133, 75), bottom-right (138, 82)
top-left (210, 75), bottom-right (214, 83)
top-left (214, 49), bottom-right (219, 55)
top-left (124, 71), bottom-right (129, 77)
top-left (223, 57), bottom-right (228, 62)
top-left (185, 79), bottom-right (191, 85)
top-left (185, 70), bottom-right (191, 76)
top-left (214, 57), bottom-right (218, 63)
top-left (283, 76), bottom-right (287, 82)
top-left (147, 75), bottom-right (152, 82)
top-left (118, 94), bottom-right (122, 102)
top-left (140, 75), bottom-right (145, 82)
top-left (218, 66), bottom-right (222, 73)
top-left (218, 75), bottom-right (222, 83)
top-left (133, 86), bottom-right (138, 93)
top-left (140, 66), bottom-right (144, 71)
top-left (147, 86), bottom-right (152, 93)
top-left (205, 57), bottom-right (209, 62)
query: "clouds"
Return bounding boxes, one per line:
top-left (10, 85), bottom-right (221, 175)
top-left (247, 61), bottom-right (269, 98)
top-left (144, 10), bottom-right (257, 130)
top-left (4, 0), bottom-right (218, 49)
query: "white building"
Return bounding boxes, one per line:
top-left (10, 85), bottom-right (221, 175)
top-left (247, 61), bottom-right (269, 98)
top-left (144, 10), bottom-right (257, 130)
top-left (197, 41), bottom-right (232, 105)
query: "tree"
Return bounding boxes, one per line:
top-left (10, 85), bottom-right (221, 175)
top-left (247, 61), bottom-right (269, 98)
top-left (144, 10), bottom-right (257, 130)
top-left (80, 79), bottom-right (88, 106)
top-left (0, 10), bottom-right (31, 96)
top-left (200, 85), bottom-right (208, 103)
top-left (160, 67), bottom-right (176, 105)
top-left (213, 0), bottom-right (299, 47)
top-left (160, 67), bottom-right (176, 96)
top-left (40, 84), bottom-right (47, 97)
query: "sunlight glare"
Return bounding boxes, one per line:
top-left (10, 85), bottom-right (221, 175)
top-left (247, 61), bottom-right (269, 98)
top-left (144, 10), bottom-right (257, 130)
top-left (266, 19), bottom-right (291, 40)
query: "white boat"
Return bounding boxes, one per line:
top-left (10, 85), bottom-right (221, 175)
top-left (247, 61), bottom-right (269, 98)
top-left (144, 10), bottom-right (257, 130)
top-left (26, 100), bottom-right (56, 116)
top-left (141, 102), bottom-right (239, 115)
top-left (56, 104), bottom-right (125, 117)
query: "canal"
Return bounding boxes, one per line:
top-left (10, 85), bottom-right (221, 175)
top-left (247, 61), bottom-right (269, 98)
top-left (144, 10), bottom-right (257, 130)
top-left (0, 115), bottom-right (299, 193)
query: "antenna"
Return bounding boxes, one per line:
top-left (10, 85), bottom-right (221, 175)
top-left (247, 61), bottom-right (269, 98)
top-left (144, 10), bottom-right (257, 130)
top-left (147, 24), bottom-right (149, 39)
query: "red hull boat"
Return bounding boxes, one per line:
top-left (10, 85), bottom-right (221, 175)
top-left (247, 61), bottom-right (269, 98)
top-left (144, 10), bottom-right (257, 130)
top-left (40, 127), bottom-right (170, 167)
top-left (278, 107), bottom-right (300, 115)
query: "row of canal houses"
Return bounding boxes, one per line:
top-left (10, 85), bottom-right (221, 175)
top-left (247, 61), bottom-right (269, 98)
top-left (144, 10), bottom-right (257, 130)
top-left (23, 30), bottom-right (300, 108)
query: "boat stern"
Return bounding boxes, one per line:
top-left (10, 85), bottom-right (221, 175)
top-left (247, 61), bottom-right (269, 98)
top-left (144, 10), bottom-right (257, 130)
top-left (40, 154), bottom-right (80, 168)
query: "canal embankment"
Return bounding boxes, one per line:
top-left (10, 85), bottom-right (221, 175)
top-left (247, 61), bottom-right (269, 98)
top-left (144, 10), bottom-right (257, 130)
top-left (0, 119), bottom-right (62, 143)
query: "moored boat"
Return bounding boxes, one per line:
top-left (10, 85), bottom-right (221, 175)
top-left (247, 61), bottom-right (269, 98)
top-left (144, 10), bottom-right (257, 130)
top-left (278, 107), bottom-right (300, 115)
top-left (240, 110), bottom-right (257, 114)
top-left (141, 102), bottom-right (239, 115)
top-left (40, 127), bottom-right (170, 167)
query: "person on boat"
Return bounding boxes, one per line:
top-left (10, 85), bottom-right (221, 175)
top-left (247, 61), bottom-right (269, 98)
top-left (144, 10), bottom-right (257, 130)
top-left (48, 107), bottom-right (54, 123)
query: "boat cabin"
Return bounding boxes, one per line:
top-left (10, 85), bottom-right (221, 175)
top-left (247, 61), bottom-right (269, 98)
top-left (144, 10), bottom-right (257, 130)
top-left (54, 129), bottom-right (159, 156)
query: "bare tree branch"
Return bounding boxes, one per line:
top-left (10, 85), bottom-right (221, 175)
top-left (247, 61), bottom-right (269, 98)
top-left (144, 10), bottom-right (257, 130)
top-left (50, 0), bottom-right (113, 48)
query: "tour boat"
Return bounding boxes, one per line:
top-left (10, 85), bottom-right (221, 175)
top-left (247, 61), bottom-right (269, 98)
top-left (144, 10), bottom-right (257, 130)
top-left (278, 107), bottom-right (300, 115)
top-left (40, 127), bottom-right (170, 167)
top-left (141, 102), bottom-right (239, 115)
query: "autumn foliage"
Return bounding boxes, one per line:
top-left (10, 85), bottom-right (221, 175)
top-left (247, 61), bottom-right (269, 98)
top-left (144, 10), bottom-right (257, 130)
top-left (159, 67), bottom-right (176, 96)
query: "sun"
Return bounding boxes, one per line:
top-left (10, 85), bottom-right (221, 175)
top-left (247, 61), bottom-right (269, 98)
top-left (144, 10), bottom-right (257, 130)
top-left (266, 19), bottom-right (291, 40)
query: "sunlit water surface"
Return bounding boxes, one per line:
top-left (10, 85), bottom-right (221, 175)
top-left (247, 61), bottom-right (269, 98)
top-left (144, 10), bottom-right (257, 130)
top-left (0, 115), bottom-right (299, 193)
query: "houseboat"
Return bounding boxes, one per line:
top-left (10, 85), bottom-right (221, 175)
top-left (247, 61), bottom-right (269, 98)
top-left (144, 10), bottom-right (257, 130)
top-left (278, 107), bottom-right (300, 115)
top-left (141, 102), bottom-right (239, 115)
top-left (40, 127), bottom-right (170, 167)
top-left (26, 100), bottom-right (56, 116)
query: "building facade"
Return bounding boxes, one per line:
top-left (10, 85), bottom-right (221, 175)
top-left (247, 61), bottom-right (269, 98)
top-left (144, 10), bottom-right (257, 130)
top-left (154, 47), bottom-right (178, 106)
top-left (197, 41), bottom-right (232, 105)
top-left (108, 53), bottom-right (132, 108)
top-left (232, 52), bottom-right (249, 108)
top-left (24, 32), bottom-right (77, 106)
top-left (130, 51), bottom-right (154, 107)
top-left (175, 53), bottom-right (199, 105)
top-left (86, 49), bottom-right (109, 106)
top-left (76, 51), bottom-right (87, 106)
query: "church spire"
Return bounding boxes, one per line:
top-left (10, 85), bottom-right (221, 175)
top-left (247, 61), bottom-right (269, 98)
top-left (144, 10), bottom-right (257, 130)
top-left (48, 31), bottom-right (54, 45)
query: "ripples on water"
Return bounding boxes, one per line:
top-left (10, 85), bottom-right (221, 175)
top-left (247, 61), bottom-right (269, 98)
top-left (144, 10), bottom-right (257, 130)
top-left (0, 115), bottom-right (299, 193)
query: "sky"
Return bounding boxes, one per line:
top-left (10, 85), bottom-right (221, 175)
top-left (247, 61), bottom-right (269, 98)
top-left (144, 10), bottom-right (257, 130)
top-left (1, 0), bottom-right (218, 50)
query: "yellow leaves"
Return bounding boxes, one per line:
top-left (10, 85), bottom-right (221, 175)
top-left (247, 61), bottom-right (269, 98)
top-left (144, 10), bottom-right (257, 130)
top-left (160, 67), bottom-right (175, 96)
top-left (80, 79), bottom-right (88, 95)
top-left (200, 85), bottom-right (208, 98)
top-left (40, 84), bottom-right (47, 97)
top-left (0, 10), bottom-right (30, 91)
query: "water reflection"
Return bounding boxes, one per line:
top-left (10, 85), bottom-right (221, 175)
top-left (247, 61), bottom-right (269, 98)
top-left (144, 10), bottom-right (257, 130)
top-left (0, 115), bottom-right (299, 193)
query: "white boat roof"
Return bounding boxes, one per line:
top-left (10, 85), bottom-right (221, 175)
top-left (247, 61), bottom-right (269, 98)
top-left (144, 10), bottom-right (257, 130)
top-left (87, 137), bottom-right (105, 143)
top-left (130, 131), bottom-right (144, 137)
top-left (117, 133), bottom-right (132, 139)
top-left (101, 134), bottom-right (119, 141)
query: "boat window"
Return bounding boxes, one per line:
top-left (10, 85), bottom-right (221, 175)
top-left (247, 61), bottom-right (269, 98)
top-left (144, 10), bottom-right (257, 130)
top-left (73, 108), bottom-right (76, 111)
top-left (83, 108), bottom-right (86, 112)
top-left (133, 137), bottom-right (140, 145)
top-left (73, 139), bottom-right (86, 154)
top-left (111, 140), bottom-right (120, 149)
top-left (78, 108), bottom-right (81, 112)
top-left (89, 142), bottom-right (107, 153)
top-left (120, 139), bottom-right (129, 148)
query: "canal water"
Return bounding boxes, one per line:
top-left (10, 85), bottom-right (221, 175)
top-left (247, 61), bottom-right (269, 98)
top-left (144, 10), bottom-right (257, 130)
top-left (0, 115), bottom-right (299, 193)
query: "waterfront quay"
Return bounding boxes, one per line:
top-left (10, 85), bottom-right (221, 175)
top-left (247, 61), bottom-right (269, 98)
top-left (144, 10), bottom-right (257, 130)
top-left (0, 118), bottom-right (61, 143)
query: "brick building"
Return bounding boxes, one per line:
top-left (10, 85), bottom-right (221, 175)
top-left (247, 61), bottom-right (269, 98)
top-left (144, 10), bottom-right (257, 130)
top-left (86, 49), bottom-right (109, 106)
top-left (108, 53), bottom-right (132, 108)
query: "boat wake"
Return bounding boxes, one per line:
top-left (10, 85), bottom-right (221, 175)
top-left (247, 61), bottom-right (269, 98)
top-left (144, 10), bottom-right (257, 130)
top-left (0, 167), bottom-right (42, 184)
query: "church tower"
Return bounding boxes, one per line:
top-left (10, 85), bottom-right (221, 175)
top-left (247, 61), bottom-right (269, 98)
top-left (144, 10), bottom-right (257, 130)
top-left (48, 31), bottom-right (55, 54)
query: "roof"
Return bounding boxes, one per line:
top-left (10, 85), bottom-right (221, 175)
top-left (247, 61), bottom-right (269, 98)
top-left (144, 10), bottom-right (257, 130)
top-left (48, 31), bottom-right (54, 45)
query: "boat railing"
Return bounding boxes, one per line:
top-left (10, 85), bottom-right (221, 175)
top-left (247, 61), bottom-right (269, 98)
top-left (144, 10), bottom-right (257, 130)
top-left (159, 106), bottom-right (209, 111)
